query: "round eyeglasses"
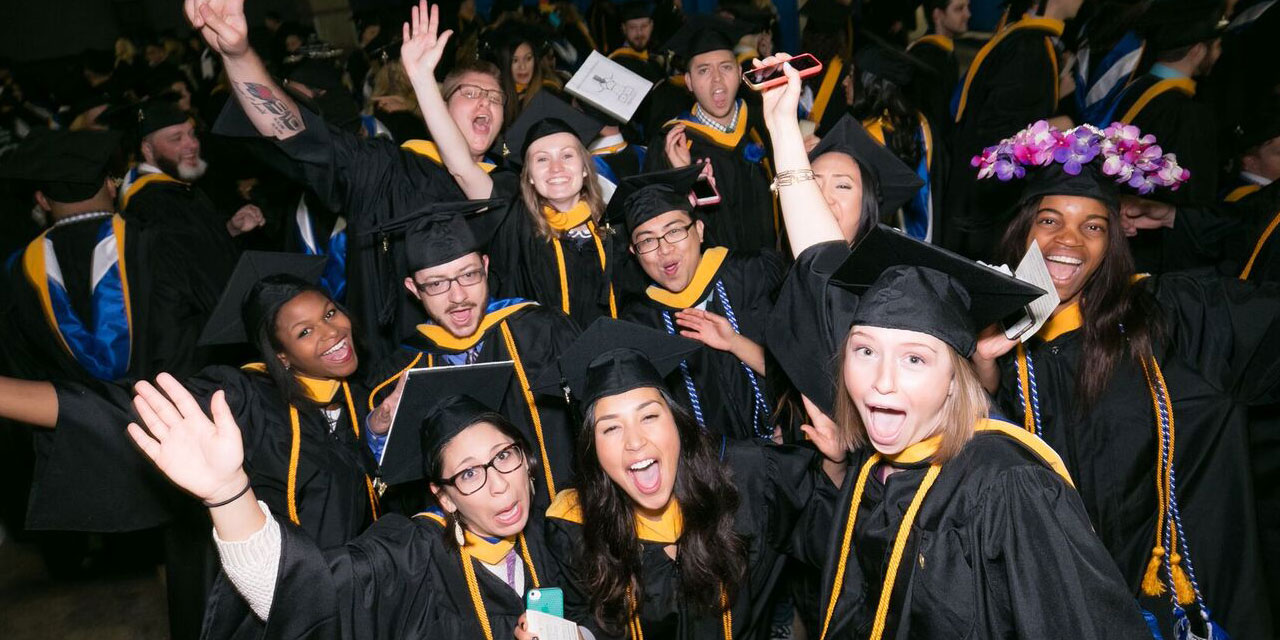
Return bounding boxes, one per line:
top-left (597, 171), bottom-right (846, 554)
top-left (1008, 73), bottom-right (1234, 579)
top-left (440, 443), bottom-right (526, 495)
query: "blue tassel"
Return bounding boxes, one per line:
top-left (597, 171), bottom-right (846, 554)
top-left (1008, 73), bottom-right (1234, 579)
top-left (1142, 606), bottom-right (1166, 639)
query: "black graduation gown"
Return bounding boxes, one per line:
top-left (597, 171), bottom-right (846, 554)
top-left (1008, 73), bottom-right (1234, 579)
top-left (1113, 74), bottom-right (1221, 273)
top-left (0, 216), bottom-right (209, 386)
top-left (1234, 179), bottom-right (1280, 283)
top-left (487, 200), bottom-right (625, 328)
top-left (608, 48), bottom-right (665, 83)
top-left (363, 301), bottom-right (580, 514)
top-left (121, 175), bottom-right (239, 308)
top-left (816, 424), bottom-right (1151, 639)
top-left (943, 17), bottom-right (1064, 261)
top-left (621, 247), bottom-right (784, 441)
top-left (546, 438), bottom-right (838, 639)
top-left (993, 274), bottom-right (1280, 639)
top-left (906, 35), bottom-right (958, 140)
top-left (213, 101), bottom-right (518, 361)
top-left (223, 509), bottom-right (568, 640)
top-left (592, 142), bottom-right (647, 187)
top-left (646, 101), bottom-right (778, 252)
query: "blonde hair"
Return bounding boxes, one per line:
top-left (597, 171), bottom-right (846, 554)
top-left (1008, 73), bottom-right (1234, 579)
top-left (832, 332), bottom-right (989, 464)
top-left (518, 136), bottom-right (607, 241)
top-left (370, 60), bottom-right (420, 117)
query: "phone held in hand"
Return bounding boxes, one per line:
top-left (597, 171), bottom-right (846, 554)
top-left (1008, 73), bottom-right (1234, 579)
top-left (742, 54), bottom-right (823, 91)
top-left (692, 177), bottom-right (721, 207)
top-left (526, 588), bottom-right (578, 640)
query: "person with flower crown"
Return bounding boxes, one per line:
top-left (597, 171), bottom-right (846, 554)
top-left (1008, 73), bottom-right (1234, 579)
top-left (970, 119), bottom-right (1280, 639)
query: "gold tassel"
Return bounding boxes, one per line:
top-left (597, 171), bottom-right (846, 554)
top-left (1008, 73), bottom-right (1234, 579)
top-left (1141, 546), bottom-right (1166, 596)
top-left (1170, 553), bottom-right (1196, 605)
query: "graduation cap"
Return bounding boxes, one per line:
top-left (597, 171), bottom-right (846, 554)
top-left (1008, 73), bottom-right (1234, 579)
top-left (619, 1), bottom-right (653, 22)
top-left (286, 58), bottom-right (346, 93)
top-left (1140, 0), bottom-right (1227, 52)
top-left (809, 114), bottom-right (925, 214)
top-left (659, 14), bottom-right (753, 62)
top-left (198, 251), bottom-right (328, 346)
top-left (0, 129), bottom-right (124, 203)
top-left (1017, 162), bottom-right (1121, 212)
top-left (532, 318), bottom-right (700, 407)
top-left (365, 198), bottom-right (507, 273)
top-left (800, 0), bottom-right (854, 34)
top-left (122, 100), bottom-right (191, 138)
top-left (378, 361), bottom-right (515, 485)
top-left (854, 38), bottom-right (929, 87)
top-left (831, 225), bottom-right (1045, 357)
top-left (1234, 96), bottom-right (1280, 155)
top-left (502, 92), bottom-right (603, 165)
top-left (604, 162), bottom-right (703, 233)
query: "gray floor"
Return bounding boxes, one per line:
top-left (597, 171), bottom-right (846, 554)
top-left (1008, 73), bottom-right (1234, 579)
top-left (0, 535), bottom-right (168, 639)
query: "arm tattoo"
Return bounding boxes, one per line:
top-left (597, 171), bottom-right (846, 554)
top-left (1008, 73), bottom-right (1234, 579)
top-left (237, 81), bottom-right (303, 135)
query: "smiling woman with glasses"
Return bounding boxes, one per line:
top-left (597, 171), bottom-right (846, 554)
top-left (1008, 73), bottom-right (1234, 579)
top-left (440, 442), bottom-right (526, 495)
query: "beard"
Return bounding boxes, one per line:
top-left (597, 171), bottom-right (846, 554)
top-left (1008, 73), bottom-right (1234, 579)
top-left (155, 155), bottom-right (208, 181)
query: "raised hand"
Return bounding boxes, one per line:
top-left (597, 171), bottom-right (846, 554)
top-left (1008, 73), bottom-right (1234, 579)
top-left (755, 53), bottom-right (803, 133)
top-left (400, 1), bottom-right (454, 87)
top-left (664, 124), bottom-right (693, 168)
top-left (226, 204), bottom-right (265, 237)
top-left (127, 373), bottom-right (248, 504)
top-left (368, 372), bottom-right (409, 436)
top-left (185, 0), bottom-right (250, 59)
top-left (799, 395), bottom-right (846, 463)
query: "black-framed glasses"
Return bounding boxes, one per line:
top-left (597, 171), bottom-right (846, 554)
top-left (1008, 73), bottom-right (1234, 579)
top-left (440, 444), bottom-right (526, 495)
top-left (448, 83), bottom-right (507, 106)
top-left (413, 269), bottom-right (487, 296)
top-left (632, 221), bottom-right (696, 254)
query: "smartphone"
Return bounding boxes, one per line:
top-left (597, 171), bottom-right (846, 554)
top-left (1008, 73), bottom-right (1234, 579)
top-left (742, 54), bottom-right (823, 90)
top-left (526, 587), bottom-right (565, 618)
top-left (692, 177), bottom-right (721, 207)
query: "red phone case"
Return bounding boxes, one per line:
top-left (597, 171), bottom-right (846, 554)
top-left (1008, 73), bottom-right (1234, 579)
top-left (744, 55), bottom-right (824, 90)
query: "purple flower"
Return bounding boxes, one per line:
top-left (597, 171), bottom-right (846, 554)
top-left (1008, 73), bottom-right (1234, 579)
top-left (1052, 127), bottom-right (1101, 175)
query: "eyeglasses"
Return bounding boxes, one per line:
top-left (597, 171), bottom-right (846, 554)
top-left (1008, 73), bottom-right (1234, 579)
top-left (441, 444), bottom-right (526, 495)
top-left (632, 221), bottom-right (696, 254)
top-left (448, 83), bottom-right (507, 106)
top-left (414, 269), bottom-right (486, 296)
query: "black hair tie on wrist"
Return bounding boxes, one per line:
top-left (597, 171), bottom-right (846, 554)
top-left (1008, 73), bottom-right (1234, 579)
top-left (203, 480), bottom-right (253, 508)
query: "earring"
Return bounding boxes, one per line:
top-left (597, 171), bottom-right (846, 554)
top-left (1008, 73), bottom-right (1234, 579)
top-left (453, 515), bottom-right (466, 546)
top-left (529, 479), bottom-right (536, 497)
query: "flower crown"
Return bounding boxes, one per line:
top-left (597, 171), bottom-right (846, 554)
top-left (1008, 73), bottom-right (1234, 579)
top-left (971, 121), bottom-right (1190, 195)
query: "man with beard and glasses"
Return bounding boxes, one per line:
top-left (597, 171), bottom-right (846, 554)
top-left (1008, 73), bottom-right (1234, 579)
top-left (195, 0), bottom-right (515, 360)
top-left (119, 100), bottom-right (259, 317)
top-left (362, 200), bottom-right (579, 516)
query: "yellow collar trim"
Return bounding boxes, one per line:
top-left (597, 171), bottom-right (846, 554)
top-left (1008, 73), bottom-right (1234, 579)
top-left (667, 75), bottom-right (687, 88)
top-left (416, 511), bottom-right (517, 565)
top-left (665, 102), bottom-right (750, 149)
top-left (401, 140), bottom-right (497, 173)
top-left (1120, 78), bottom-right (1197, 124)
top-left (1037, 301), bottom-right (1083, 342)
top-left (414, 302), bottom-right (535, 351)
top-left (1225, 184), bottom-right (1262, 203)
top-left (609, 47), bottom-right (649, 62)
top-left (878, 420), bottom-right (1073, 485)
top-left (645, 246), bottom-right (729, 309)
top-left (241, 362), bottom-right (343, 403)
top-left (591, 141), bottom-right (629, 156)
top-left (911, 34), bottom-right (955, 53)
top-left (954, 17), bottom-right (1063, 122)
top-left (121, 172), bottom-right (185, 209)
top-left (544, 489), bottom-right (684, 543)
top-left (543, 200), bottom-right (595, 232)
top-left (885, 434), bottom-right (943, 464)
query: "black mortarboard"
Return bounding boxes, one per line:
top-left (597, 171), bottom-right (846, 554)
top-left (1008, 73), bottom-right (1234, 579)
top-left (532, 318), bottom-right (700, 407)
top-left (605, 163), bottom-right (703, 232)
top-left (720, 2), bottom-right (776, 33)
top-left (1140, 0), bottom-right (1227, 52)
top-left (199, 251), bottom-right (327, 346)
top-left (0, 130), bottom-right (123, 203)
top-left (619, 1), bottom-right (652, 22)
top-left (659, 15), bottom-right (752, 61)
top-left (832, 225), bottom-right (1044, 357)
top-left (809, 114), bottom-right (925, 214)
top-left (365, 198), bottom-right (507, 273)
top-left (378, 361), bottom-right (515, 485)
top-left (800, 0), bottom-right (854, 34)
top-left (854, 39), bottom-right (927, 87)
top-left (286, 58), bottom-right (346, 93)
top-left (502, 92), bottom-right (603, 165)
top-left (144, 66), bottom-right (190, 102)
top-left (136, 100), bottom-right (191, 138)
top-left (1234, 97), bottom-right (1280, 155)
top-left (1018, 162), bottom-right (1120, 212)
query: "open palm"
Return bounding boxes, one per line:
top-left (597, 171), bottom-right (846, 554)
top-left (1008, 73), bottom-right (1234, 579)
top-left (401, 1), bottom-right (453, 85)
top-left (128, 373), bottom-right (247, 503)
top-left (184, 0), bottom-right (250, 58)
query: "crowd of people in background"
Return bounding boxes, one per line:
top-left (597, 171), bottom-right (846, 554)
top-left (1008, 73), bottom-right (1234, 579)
top-left (0, 0), bottom-right (1277, 638)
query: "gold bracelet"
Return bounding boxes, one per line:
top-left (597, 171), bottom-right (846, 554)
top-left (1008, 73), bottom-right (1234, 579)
top-left (770, 169), bottom-right (816, 194)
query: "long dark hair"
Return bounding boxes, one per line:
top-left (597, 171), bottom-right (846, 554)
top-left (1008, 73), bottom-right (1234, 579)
top-left (997, 196), bottom-right (1164, 410)
top-left (424, 412), bottom-right (539, 550)
top-left (575, 388), bottom-right (745, 633)
top-left (243, 275), bottom-right (350, 406)
top-left (851, 71), bottom-right (922, 169)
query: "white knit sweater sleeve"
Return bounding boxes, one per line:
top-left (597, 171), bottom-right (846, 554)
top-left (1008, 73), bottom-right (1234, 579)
top-left (211, 500), bottom-right (282, 620)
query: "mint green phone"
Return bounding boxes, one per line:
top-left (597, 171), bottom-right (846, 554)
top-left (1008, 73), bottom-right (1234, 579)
top-left (526, 587), bottom-right (565, 618)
